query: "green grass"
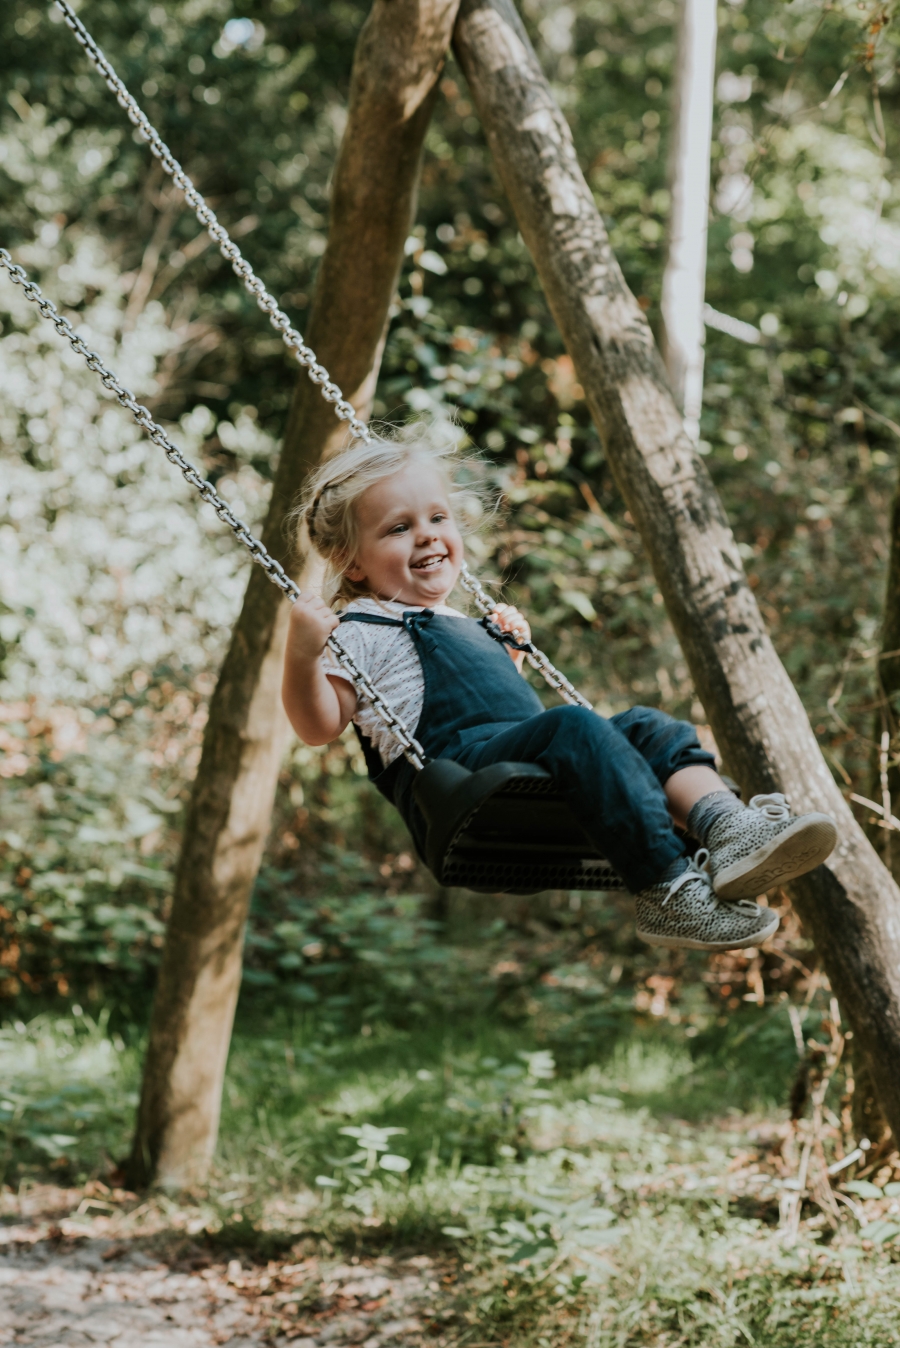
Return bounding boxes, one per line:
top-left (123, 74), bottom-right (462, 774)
top-left (2, 1005), bottom-right (900, 1346)
top-left (0, 1007), bottom-right (138, 1185)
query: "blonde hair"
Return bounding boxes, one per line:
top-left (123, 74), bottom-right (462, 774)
top-left (295, 419), bottom-right (486, 606)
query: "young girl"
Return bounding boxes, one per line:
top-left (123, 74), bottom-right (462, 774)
top-left (282, 427), bottom-right (837, 951)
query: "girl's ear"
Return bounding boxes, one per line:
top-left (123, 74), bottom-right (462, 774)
top-left (345, 558), bottom-right (366, 583)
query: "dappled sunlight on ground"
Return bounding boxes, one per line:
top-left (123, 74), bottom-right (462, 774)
top-left (0, 1186), bottom-right (455, 1346)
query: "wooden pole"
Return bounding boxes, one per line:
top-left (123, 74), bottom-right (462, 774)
top-left (660, 0), bottom-right (717, 440)
top-left (453, 0), bottom-right (900, 1135)
top-left (872, 472), bottom-right (900, 877)
top-left (127, 0), bottom-right (461, 1188)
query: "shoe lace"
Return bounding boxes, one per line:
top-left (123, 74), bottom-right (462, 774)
top-left (748, 792), bottom-right (790, 822)
top-left (662, 849), bottom-right (711, 905)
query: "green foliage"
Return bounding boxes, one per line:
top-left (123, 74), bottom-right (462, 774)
top-left (243, 886), bottom-right (476, 1019)
top-left (0, 1008), bottom-right (137, 1184)
top-left (1, 0), bottom-right (371, 425)
top-left (5, 1005), bottom-right (900, 1345)
top-left (0, 684), bottom-right (192, 1006)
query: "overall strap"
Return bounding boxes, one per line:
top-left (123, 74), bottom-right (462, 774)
top-left (339, 608), bottom-right (438, 650)
top-left (340, 608), bottom-right (527, 652)
top-left (339, 612), bottom-right (403, 627)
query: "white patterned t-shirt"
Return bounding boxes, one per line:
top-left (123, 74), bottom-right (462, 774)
top-left (321, 597), bottom-right (467, 766)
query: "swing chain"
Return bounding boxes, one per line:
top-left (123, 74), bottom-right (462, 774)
top-left (458, 566), bottom-right (593, 711)
top-left (15, 5), bottom-right (593, 758)
top-left (53, 0), bottom-right (370, 446)
top-left (0, 250), bottom-right (428, 771)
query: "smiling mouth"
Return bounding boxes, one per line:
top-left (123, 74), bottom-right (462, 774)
top-left (410, 553), bottom-right (447, 573)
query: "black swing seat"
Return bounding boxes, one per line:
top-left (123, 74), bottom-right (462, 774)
top-left (412, 758), bottom-right (627, 896)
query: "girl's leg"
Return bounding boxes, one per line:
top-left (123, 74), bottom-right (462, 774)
top-left (608, 706), bottom-right (727, 825)
top-left (608, 707), bottom-right (715, 783)
top-left (609, 706), bottom-right (836, 898)
top-left (664, 765), bottom-right (731, 829)
top-left (453, 705), bottom-right (686, 893)
top-left (453, 705), bottom-right (780, 952)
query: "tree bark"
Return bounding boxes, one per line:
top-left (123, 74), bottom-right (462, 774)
top-left (854, 429), bottom-right (900, 1126)
top-left (852, 1036), bottom-right (891, 1147)
top-left (660, 0), bottom-right (717, 439)
top-left (878, 481), bottom-right (900, 733)
top-left (454, 0), bottom-right (900, 1134)
top-left (867, 473), bottom-right (900, 877)
top-left (127, 0), bottom-right (461, 1189)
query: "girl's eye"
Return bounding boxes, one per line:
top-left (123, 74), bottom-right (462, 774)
top-left (431, 513), bottom-right (447, 523)
top-left (388, 522), bottom-right (408, 535)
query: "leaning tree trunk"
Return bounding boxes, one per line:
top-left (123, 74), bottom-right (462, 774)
top-left (454, 0), bottom-right (900, 1134)
top-left (127, 0), bottom-right (461, 1189)
top-left (659, 0), bottom-right (717, 439)
top-left (854, 447), bottom-right (900, 1139)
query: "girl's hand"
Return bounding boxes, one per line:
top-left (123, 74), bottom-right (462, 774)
top-left (287, 594), bottom-right (340, 662)
top-left (283, 597), bottom-right (355, 744)
top-left (490, 603), bottom-right (531, 646)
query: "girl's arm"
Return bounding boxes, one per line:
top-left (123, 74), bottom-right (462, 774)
top-left (490, 604), bottom-right (531, 673)
top-left (282, 596), bottom-right (359, 744)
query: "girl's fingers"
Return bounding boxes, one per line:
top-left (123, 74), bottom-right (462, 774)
top-left (491, 604), bottom-right (529, 636)
top-left (290, 597), bottom-right (339, 652)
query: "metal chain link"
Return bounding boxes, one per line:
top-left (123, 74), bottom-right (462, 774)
top-left (458, 565), bottom-right (593, 710)
top-left (0, 250), bottom-right (428, 769)
top-left (23, 2), bottom-right (596, 752)
top-left (53, 0), bottom-right (369, 444)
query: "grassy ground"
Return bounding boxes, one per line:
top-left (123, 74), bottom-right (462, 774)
top-left (2, 1003), bottom-right (900, 1346)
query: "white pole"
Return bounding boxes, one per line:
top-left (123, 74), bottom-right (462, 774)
top-left (661, 0), bottom-right (718, 442)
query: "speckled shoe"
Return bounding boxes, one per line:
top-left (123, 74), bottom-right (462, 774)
top-left (706, 794), bottom-right (837, 901)
top-left (635, 852), bottom-right (780, 952)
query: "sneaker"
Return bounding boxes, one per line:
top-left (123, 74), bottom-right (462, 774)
top-left (706, 793), bottom-right (837, 901)
top-left (635, 852), bottom-right (780, 951)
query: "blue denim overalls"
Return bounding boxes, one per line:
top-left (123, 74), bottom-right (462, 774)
top-left (339, 608), bottom-right (714, 892)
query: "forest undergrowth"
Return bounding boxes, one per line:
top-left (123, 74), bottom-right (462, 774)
top-left (3, 1000), bottom-right (900, 1346)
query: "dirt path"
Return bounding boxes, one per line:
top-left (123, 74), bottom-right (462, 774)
top-left (0, 1188), bottom-right (457, 1347)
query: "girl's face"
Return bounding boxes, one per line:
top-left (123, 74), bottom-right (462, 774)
top-left (346, 460), bottom-right (464, 606)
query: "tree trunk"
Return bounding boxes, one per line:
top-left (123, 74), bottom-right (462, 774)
top-left (878, 480), bottom-right (900, 732)
top-left (868, 473), bottom-right (900, 877)
top-left (852, 1036), bottom-right (891, 1147)
top-left (660, 0), bottom-right (717, 440)
top-left (454, 0), bottom-right (900, 1135)
top-left (854, 422), bottom-right (900, 1125)
top-left (127, 0), bottom-right (461, 1189)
